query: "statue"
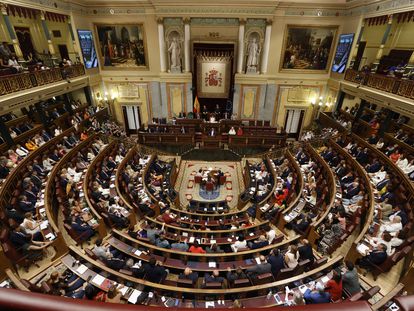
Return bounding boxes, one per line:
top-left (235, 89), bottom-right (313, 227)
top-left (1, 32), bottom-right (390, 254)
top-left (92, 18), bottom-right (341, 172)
top-left (168, 36), bottom-right (181, 72)
top-left (246, 37), bottom-right (260, 72)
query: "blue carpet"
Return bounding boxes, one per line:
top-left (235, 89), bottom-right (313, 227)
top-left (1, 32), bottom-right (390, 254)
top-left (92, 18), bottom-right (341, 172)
top-left (199, 187), bottom-right (220, 200)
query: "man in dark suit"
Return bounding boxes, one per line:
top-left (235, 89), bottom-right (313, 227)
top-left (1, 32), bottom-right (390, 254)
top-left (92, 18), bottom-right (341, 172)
top-left (204, 269), bottom-right (224, 286)
top-left (179, 267), bottom-right (199, 285)
top-left (33, 160), bottom-right (46, 177)
top-left (356, 244), bottom-right (388, 270)
top-left (0, 162), bottom-right (10, 179)
top-left (41, 130), bottom-right (51, 142)
top-left (106, 157), bottom-right (117, 170)
top-left (142, 257), bottom-right (168, 283)
top-left (298, 239), bottom-right (314, 265)
top-left (366, 160), bottom-right (381, 173)
top-left (344, 182), bottom-right (360, 199)
top-left (18, 195), bottom-right (35, 213)
top-left (267, 249), bottom-right (285, 277)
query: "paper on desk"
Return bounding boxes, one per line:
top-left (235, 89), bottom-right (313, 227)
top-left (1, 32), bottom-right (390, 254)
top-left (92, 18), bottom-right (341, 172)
top-left (40, 220), bottom-right (49, 230)
top-left (227, 238), bottom-right (232, 242)
top-left (182, 232), bottom-right (188, 237)
top-left (45, 233), bottom-right (55, 241)
top-left (117, 284), bottom-right (128, 296)
top-left (134, 249), bottom-right (142, 256)
top-left (208, 262), bottom-right (216, 268)
top-left (299, 284), bottom-right (308, 294)
top-left (189, 237), bottom-right (195, 243)
top-left (92, 274), bottom-right (105, 286)
top-left (249, 232), bottom-right (254, 236)
top-left (128, 289), bottom-right (141, 304)
top-left (321, 276), bottom-right (330, 284)
top-left (255, 257), bottom-right (261, 264)
top-left (76, 264), bottom-right (88, 274)
top-left (210, 240), bottom-right (216, 244)
top-left (357, 243), bottom-right (370, 255)
top-left (205, 301), bottom-right (215, 308)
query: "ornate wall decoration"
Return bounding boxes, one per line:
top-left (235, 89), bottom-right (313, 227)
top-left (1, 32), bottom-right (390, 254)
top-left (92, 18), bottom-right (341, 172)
top-left (238, 85), bottom-right (261, 119)
top-left (117, 83), bottom-right (140, 98)
top-left (196, 51), bottom-right (233, 99)
top-left (166, 83), bottom-right (187, 118)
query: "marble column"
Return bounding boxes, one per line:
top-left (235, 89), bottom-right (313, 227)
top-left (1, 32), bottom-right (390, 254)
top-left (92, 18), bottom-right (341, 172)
top-left (0, 3), bottom-right (23, 58)
top-left (40, 11), bottom-right (55, 55)
top-left (376, 15), bottom-right (393, 61)
top-left (67, 17), bottom-right (79, 61)
top-left (237, 19), bottom-right (246, 74)
top-left (184, 18), bottom-right (191, 73)
top-left (351, 20), bottom-right (365, 70)
top-left (157, 18), bottom-right (167, 72)
top-left (261, 19), bottom-right (272, 74)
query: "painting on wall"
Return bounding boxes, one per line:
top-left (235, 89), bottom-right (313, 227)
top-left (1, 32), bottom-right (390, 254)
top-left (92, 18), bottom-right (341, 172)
top-left (280, 25), bottom-right (338, 73)
top-left (95, 24), bottom-right (147, 69)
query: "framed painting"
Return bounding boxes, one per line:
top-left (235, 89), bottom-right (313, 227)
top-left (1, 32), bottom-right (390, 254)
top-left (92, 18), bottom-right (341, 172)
top-left (280, 25), bottom-right (338, 73)
top-left (95, 24), bottom-right (148, 70)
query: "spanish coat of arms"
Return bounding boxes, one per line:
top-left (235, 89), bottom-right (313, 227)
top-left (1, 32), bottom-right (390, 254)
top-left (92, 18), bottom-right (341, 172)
top-left (205, 69), bottom-right (222, 87)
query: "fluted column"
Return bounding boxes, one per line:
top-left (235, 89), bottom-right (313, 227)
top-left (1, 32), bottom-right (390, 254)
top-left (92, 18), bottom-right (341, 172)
top-left (261, 19), bottom-right (272, 74)
top-left (40, 11), bottom-right (55, 55)
top-left (184, 18), bottom-right (191, 73)
top-left (237, 19), bottom-right (246, 74)
top-left (1, 3), bottom-right (23, 58)
top-left (376, 15), bottom-right (393, 61)
top-left (67, 17), bottom-right (79, 59)
top-left (157, 17), bottom-right (167, 72)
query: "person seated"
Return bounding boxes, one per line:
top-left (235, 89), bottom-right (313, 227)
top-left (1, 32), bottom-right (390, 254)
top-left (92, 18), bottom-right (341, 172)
top-left (171, 239), bottom-right (189, 251)
top-left (188, 241), bottom-right (206, 253)
top-left (179, 267), bottom-right (199, 285)
top-left (155, 236), bottom-right (170, 249)
top-left (324, 269), bottom-right (343, 301)
top-left (20, 212), bottom-right (43, 241)
top-left (292, 216), bottom-right (312, 234)
top-left (236, 127), bottom-right (243, 136)
top-left (226, 266), bottom-right (247, 284)
top-left (379, 215), bottom-right (402, 235)
top-left (284, 245), bottom-right (299, 269)
top-left (246, 255), bottom-right (272, 278)
top-left (70, 215), bottom-right (96, 241)
top-left (9, 226), bottom-right (52, 259)
top-left (304, 282), bottom-right (331, 304)
top-left (203, 269), bottom-right (224, 287)
top-left (342, 260), bottom-right (361, 295)
top-left (206, 243), bottom-right (224, 253)
top-left (248, 235), bottom-right (269, 250)
top-left (268, 249), bottom-right (285, 277)
top-left (298, 239), bottom-right (314, 264)
top-left (228, 126), bottom-right (236, 135)
top-left (161, 209), bottom-right (176, 224)
top-left (368, 231), bottom-right (402, 256)
top-left (25, 139), bottom-right (38, 151)
top-left (356, 243), bottom-right (388, 271)
top-left (141, 257), bottom-right (168, 283)
top-left (231, 235), bottom-right (247, 252)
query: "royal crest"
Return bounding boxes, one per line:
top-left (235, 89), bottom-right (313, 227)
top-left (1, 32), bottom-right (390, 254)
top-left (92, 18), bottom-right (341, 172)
top-left (205, 69), bottom-right (222, 87)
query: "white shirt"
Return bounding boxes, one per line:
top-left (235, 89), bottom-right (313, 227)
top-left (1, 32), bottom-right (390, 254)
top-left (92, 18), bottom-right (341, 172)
top-left (231, 240), bottom-right (247, 252)
top-left (267, 229), bottom-right (276, 244)
top-left (229, 128), bottom-right (236, 135)
top-left (16, 147), bottom-right (28, 157)
top-left (396, 158), bottom-right (408, 171)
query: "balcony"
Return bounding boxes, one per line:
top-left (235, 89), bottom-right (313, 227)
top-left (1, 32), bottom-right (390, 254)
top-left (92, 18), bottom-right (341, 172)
top-left (344, 69), bottom-right (414, 100)
top-left (0, 64), bottom-right (86, 96)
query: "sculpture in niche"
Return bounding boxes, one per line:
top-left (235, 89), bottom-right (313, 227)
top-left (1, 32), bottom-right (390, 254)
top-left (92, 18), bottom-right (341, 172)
top-left (246, 34), bottom-right (261, 73)
top-left (168, 34), bottom-right (182, 73)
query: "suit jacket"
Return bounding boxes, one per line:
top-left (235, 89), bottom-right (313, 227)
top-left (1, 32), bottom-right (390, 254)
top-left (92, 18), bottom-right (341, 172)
top-left (299, 244), bottom-right (314, 262)
top-left (368, 250), bottom-right (387, 265)
top-left (246, 262), bottom-right (272, 275)
top-left (268, 254), bottom-right (285, 276)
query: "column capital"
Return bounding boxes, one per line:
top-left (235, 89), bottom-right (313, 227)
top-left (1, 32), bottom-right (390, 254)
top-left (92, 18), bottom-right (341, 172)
top-left (156, 17), bottom-right (164, 24)
top-left (0, 3), bottom-right (8, 15)
top-left (183, 17), bottom-right (191, 24)
top-left (239, 18), bottom-right (247, 25)
top-left (40, 10), bottom-right (46, 20)
top-left (387, 14), bottom-right (393, 24)
top-left (265, 18), bottom-right (273, 26)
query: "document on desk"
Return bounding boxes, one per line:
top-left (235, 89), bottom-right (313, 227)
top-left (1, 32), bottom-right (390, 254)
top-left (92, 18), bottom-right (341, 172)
top-left (205, 301), bottom-right (215, 308)
top-left (117, 284), bottom-right (128, 296)
top-left (357, 243), bottom-right (370, 255)
top-left (299, 284), bottom-right (308, 294)
top-left (189, 237), bottom-right (195, 243)
top-left (255, 257), bottom-right (261, 264)
top-left (134, 249), bottom-right (142, 256)
top-left (92, 274), bottom-right (105, 286)
top-left (40, 220), bottom-right (49, 230)
top-left (182, 232), bottom-right (188, 237)
top-left (128, 289), bottom-right (141, 304)
top-left (208, 262), bottom-right (216, 268)
top-left (210, 240), bottom-right (216, 244)
top-left (76, 264), bottom-right (88, 274)
top-left (321, 276), bottom-right (330, 284)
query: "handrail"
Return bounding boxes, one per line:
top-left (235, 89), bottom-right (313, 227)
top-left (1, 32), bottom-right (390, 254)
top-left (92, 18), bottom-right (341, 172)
top-left (113, 228), bottom-right (299, 259)
top-left (67, 244), bottom-right (343, 295)
top-left (5, 269), bottom-right (29, 292)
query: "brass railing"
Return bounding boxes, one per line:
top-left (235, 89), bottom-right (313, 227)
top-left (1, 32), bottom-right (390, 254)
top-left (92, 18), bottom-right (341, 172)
top-left (0, 64), bottom-right (85, 96)
top-left (344, 68), bottom-right (414, 100)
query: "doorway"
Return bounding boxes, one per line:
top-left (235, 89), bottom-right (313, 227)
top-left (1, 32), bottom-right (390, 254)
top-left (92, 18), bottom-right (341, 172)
top-left (122, 105), bottom-right (141, 135)
top-left (58, 44), bottom-right (69, 60)
top-left (284, 109), bottom-right (305, 139)
top-left (14, 27), bottom-right (35, 60)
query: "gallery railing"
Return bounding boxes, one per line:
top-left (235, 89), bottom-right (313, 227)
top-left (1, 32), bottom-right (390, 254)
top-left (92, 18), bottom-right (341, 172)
top-left (344, 68), bottom-right (414, 99)
top-left (0, 64), bottom-right (85, 96)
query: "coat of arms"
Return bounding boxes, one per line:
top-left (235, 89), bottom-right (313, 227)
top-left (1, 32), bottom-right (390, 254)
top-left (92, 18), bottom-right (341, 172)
top-left (205, 69), bottom-right (222, 87)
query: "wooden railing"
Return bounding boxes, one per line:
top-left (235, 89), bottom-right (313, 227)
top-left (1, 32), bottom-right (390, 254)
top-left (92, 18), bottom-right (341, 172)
top-left (344, 68), bottom-right (414, 100)
top-left (0, 64), bottom-right (85, 96)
